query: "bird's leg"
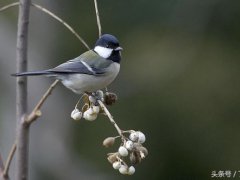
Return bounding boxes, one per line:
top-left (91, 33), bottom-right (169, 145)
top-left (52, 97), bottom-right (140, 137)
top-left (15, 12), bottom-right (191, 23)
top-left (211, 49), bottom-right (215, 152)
top-left (91, 92), bottom-right (102, 106)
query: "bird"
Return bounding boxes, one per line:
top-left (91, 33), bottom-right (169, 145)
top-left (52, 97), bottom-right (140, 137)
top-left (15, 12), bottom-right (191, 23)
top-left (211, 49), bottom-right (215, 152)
top-left (13, 34), bottom-right (123, 94)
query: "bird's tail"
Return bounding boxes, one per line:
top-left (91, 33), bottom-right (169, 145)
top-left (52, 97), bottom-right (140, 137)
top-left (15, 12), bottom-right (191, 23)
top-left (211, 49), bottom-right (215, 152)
top-left (12, 70), bottom-right (52, 77)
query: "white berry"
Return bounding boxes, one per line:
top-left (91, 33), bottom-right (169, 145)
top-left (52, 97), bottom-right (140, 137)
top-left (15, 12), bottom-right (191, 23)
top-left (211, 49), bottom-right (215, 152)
top-left (92, 105), bottom-right (100, 114)
top-left (128, 166), bottom-right (135, 175)
top-left (83, 111), bottom-right (97, 121)
top-left (71, 109), bottom-right (82, 120)
top-left (85, 108), bottom-right (94, 115)
top-left (129, 132), bottom-right (138, 142)
top-left (137, 131), bottom-right (146, 144)
top-left (119, 165), bottom-right (128, 174)
top-left (112, 161), bottom-right (121, 170)
top-left (89, 95), bottom-right (96, 103)
top-left (125, 140), bottom-right (134, 151)
top-left (118, 146), bottom-right (128, 157)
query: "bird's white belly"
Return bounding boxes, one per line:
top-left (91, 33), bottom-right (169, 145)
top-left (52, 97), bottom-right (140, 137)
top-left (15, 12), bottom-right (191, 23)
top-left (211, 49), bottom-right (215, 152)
top-left (61, 63), bottom-right (120, 94)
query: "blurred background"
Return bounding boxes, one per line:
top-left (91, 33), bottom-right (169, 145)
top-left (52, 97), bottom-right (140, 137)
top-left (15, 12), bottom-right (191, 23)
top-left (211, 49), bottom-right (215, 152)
top-left (1, 0), bottom-right (240, 179)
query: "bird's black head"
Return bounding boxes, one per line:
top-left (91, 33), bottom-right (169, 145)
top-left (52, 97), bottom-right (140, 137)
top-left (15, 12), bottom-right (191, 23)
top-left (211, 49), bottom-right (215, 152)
top-left (94, 34), bottom-right (123, 63)
top-left (95, 34), bottom-right (120, 49)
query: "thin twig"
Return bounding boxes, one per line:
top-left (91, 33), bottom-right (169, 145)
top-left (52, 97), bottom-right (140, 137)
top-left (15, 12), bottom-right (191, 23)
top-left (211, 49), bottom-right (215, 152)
top-left (97, 100), bottom-right (123, 138)
top-left (26, 80), bottom-right (59, 124)
top-left (3, 142), bottom-right (17, 178)
top-left (0, 2), bottom-right (90, 50)
top-left (94, 0), bottom-right (102, 37)
top-left (0, 2), bottom-right (19, 12)
top-left (31, 3), bottom-right (90, 50)
top-left (94, 0), bottom-right (109, 91)
top-left (1, 80), bottom-right (59, 177)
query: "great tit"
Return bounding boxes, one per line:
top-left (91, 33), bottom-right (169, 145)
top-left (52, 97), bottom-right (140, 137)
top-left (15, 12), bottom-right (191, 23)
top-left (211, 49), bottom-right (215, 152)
top-left (13, 34), bottom-right (123, 94)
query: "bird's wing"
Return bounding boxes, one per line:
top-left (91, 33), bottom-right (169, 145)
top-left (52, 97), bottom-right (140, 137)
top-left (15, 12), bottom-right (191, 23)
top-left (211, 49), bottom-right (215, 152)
top-left (48, 50), bottom-right (112, 75)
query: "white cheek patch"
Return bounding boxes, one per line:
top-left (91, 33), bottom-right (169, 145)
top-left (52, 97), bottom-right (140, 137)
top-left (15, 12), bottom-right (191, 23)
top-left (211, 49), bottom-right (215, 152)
top-left (94, 46), bottom-right (113, 58)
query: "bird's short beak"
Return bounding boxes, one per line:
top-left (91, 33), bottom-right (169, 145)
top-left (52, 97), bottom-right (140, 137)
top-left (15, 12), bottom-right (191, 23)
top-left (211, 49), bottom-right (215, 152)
top-left (115, 46), bottom-right (123, 51)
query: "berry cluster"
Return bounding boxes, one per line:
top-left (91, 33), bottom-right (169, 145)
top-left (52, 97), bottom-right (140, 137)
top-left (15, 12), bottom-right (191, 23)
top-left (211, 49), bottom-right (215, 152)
top-left (104, 131), bottom-right (148, 175)
top-left (70, 91), bottom-right (148, 175)
top-left (70, 90), bottom-right (117, 121)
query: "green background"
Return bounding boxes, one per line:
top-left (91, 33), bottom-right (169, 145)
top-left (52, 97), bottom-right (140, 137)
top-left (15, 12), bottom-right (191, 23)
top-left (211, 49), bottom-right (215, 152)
top-left (0, 0), bottom-right (240, 179)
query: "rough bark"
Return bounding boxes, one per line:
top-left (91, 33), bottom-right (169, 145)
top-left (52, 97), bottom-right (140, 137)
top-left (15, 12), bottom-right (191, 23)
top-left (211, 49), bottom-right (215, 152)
top-left (15, 0), bottom-right (31, 179)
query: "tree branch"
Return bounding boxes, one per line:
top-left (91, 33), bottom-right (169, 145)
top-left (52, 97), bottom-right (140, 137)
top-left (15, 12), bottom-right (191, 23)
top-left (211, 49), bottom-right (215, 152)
top-left (0, 79), bottom-right (59, 180)
top-left (0, 2), bottom-right (19, 11)
top-left (2, 142), bottom-right (17, 179)
top-left (15, 0), bottom-right (31, 180)
top-left (94, 0), bottom-right (102, 37)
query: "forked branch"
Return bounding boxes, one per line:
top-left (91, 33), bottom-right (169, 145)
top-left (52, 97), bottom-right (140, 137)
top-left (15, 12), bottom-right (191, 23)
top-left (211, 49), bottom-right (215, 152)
top-left (0, 79), bottom-right (59, 179)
